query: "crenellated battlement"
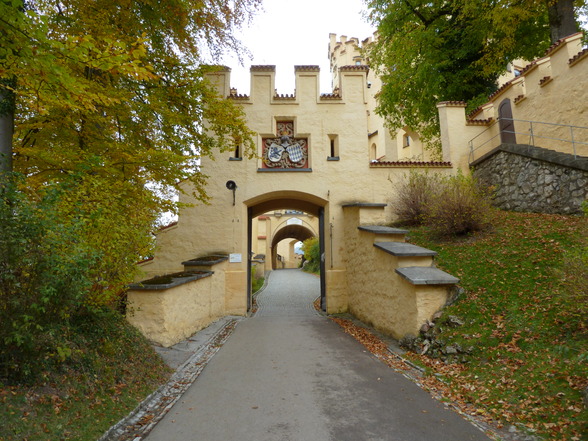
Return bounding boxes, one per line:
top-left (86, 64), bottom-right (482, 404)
top-left (209, 63), bottom-right (369, 105)
top-left (438, 32), bottom-right (588, 170)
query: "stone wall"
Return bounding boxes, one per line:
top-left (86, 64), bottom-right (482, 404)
top-left (472, 144), bottom-right (588, 214)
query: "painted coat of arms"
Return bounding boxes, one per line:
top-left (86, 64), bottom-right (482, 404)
top-left (262, 134), bottom-right (308, 168)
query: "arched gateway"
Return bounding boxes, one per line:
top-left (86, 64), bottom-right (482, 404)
top-left (246, 191), bottom-right (326, 309)
top-left (128, 35), bottom-right (463, 348)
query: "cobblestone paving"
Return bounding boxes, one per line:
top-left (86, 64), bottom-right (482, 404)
top-left (255, 269), bottom-right (320, 317)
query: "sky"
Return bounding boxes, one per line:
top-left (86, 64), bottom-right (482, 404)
top-left (221, 0), bottom-right (376, 95)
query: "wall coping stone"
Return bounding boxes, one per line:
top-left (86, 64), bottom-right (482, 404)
top-left (374, 242), bottom-right (437, 257)
top-left (182, 255), bottom-right (229, 267)
top-left (129, 271), bottom-right (213, 291)
top-left (342, 202), bottom-right (387, 208)
top-left (396, 267), bottom-right (459, 285)
top-left (358, 225), bottom-right (409, 235)
top-left (471, 143), bottom-right (588, 172)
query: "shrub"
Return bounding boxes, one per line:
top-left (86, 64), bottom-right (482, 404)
top-left (251, 265), bottom-right (264, 293)
top-left (390, 170), bottom-right (440, 225)
top-left (301, 236), bottom-right (320, 274)
top-left (425, 171), bottom-right (493, 236)
top-left (0, 177), bottom-right (96, 382)
top-left (391, 170), bottom-right (492, 236)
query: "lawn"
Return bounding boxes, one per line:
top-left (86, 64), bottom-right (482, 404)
top-left (333, 209), bottom-right (587, 440)
top-left (399, 210), bottom-right (586, 440)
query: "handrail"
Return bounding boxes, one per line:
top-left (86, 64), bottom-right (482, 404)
top-left (468, 118), bottom-right (588, 164)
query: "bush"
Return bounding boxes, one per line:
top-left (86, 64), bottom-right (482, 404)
top-left (0, 177), bottom-right (96, 382)
top-left (251, 265), bottom-right (264, 294)
top-left (389, 170), bottom-right (439, 225)
top-left (425, 171), bottom-right (492, 236)
top-left (301, 236), bottom-right (320, 274)
top-left (391, 170), bottom-right (492, 236)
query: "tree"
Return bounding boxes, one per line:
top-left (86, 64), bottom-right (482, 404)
top-left (548, 0), bottom-right (581, 42)
top-left (0, 0), bottom-right (259, 305)
top-left (365, 0), bottom-right (586, 149)
top-left (301, 237), bottom-right (320, 274)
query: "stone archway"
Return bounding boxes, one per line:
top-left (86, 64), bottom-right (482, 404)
top-left (245, 191), bottom-right (328, 311)
top-left (270, 223), bottom-right (315, 270)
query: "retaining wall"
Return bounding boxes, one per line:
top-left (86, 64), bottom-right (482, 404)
top-left (472, 144), bottom-right (588, 214)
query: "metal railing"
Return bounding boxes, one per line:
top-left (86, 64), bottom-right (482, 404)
top-left (468, 118), bottom-right (588, 164)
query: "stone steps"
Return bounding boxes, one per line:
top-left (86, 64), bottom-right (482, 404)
top-left (396, 267), bottom-right (459, 286)
top-left (182, 254), bottom-right (229, 272)
top-left (343, 207), bottom-right (461, 338)
top-left (357, 225), bottom-right (408, 242)
top-left (374, 241), bottom-right (435, 268)
top-left (359, 225), bottom-right (459, 287)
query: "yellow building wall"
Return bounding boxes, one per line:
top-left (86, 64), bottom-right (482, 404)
top-left (131, 35), bottom-right (467, 344)
top-left (441, 32), bottom-right (588, 166)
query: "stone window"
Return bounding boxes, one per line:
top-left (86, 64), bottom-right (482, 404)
top-left (403, 135), bottom-right (411, 148)
top-left (328, 135), bottom-right (339, 161)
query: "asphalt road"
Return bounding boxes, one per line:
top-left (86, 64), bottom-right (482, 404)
top-left (143, 269), bottom-right (491, 441)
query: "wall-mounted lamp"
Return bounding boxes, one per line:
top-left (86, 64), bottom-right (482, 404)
top-left (226, 180), bottom-right (237, 205)
top-left (367, 81), bottom-right (372, 88)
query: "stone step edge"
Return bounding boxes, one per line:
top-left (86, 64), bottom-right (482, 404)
top-left (396, 267), bottom-right (459, 285)
top-left (374, 241), bottom-right (437, 257)
top-left (358, 225), bottom-right (409, 235)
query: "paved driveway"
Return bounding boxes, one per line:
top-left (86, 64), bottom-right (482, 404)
top-left (144, 269), bottom-right (491, 441)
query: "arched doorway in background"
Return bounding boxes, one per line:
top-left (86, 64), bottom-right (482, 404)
top-left (270, 223), bottom-right (315, 270)
top-left (498, 98), bottom-right (517, 144)
top-left (245, 191), bottom-right (328, 312)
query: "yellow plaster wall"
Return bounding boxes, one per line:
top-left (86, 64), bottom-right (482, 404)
top-left (134, 42), bottom-right (461, 341)
top-left (127, 275), bottom-right (222, 347)
top-left (225, 270), bottom-right (248, 314)
top-left (441, 33), bottom-right (588, 166)
top-left (342, 206), bottom-right (449, 338)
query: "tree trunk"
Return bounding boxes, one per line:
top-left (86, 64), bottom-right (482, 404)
top-left (0, 88), bottom-right (14, 174)
top-left (547, 0), bottom-right (579, 43)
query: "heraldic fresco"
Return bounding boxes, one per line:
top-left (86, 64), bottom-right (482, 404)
top-left (262, 121), bottom-right (309, 169)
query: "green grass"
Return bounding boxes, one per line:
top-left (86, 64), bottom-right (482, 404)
top-left (406, 209), bottom-right (587, 440)
top-left (252, 275), bottom-right (265, 294)
top-left (0, 310), bottom-right (171, 441)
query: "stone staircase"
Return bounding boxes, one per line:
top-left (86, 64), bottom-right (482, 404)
top-left (343, 203), bottom-right (459, 339)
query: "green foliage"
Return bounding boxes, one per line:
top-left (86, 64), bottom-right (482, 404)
top-left (0, 0), bottom-right (260, 314)
top-left (301, 236), bottom-right (320, 274)
top-left (2, 0), bottom-right (259, 199)
top-left (50, 173), bottom-right (159, 307)
top-left (251, 264), bottom-right (264, 294)
top-left (364, 0), bottom-right (566, 145)
top-left (0, 176), bottom-right (95, 381)
top-left (391, 170), bottom-right (492, 236)
top-left (0, 0), bottom-right (261, 383)
top-left (0, 308), bottom-right (171, 440)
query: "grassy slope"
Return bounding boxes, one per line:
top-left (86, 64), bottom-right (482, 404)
top-left (406, 210), bottom-right (587, 440)
top-left (0, 311), bottom-right (171, 441)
